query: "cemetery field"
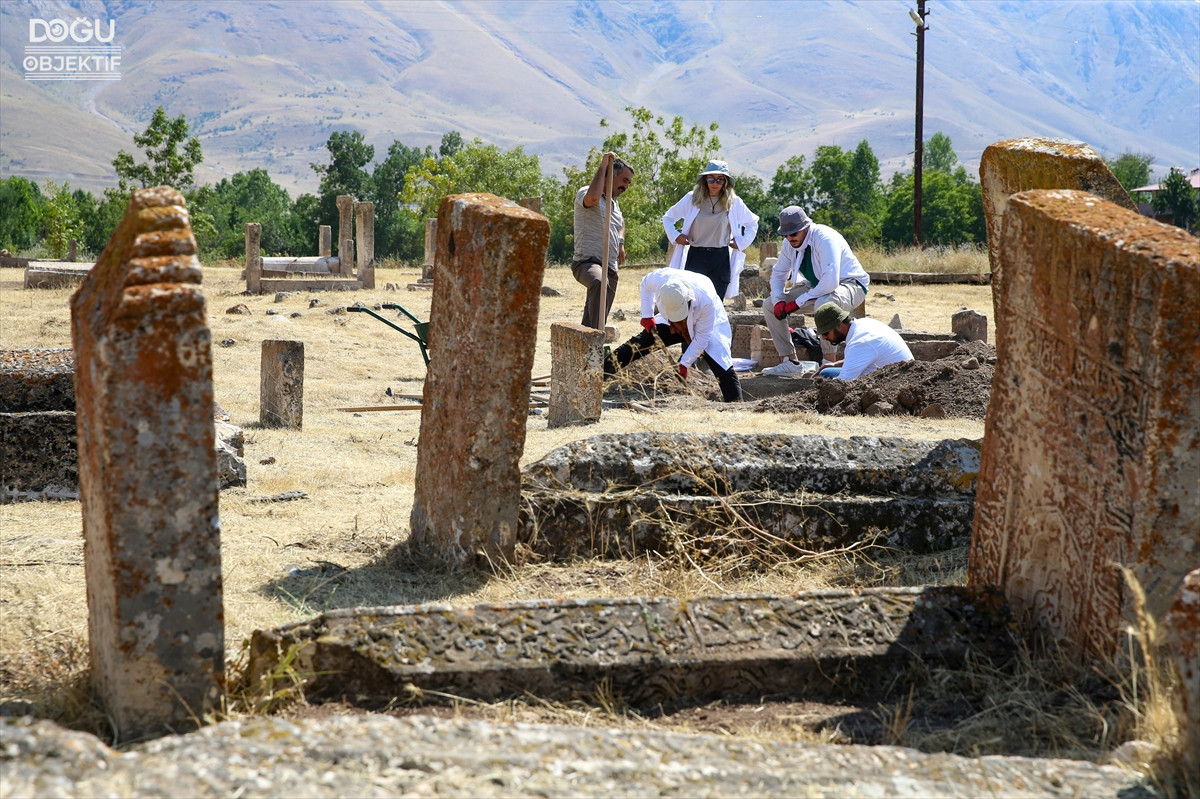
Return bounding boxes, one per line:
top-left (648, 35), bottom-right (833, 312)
top-left (0, 258), bottom-right (1176, 778)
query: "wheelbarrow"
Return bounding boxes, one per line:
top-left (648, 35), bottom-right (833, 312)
top-left (347, 303), bottom-right (430, 366)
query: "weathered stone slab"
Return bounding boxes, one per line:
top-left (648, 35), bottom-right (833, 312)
top-left (979, 137), bottom-right (1133, 319)
top-left (244, 222), bottom-right (262, 293)
top-left (409, 194), bottom-right (549, 566)
top-left (248, 586), bottom-right (1015, 706)
top-left (0, 349), bottom-right (74, 411)
top-left (907, 340), bottom-right (961, 361)
top-left (69, 186), bottom-right (223, 739)
top-left (0, 410), bottom-right (78, 503)
top-left (0, 714), bottom-right (1157, 799)
top-left (318, 224), bottom-right (331, 257)
top-left (969, 189), bottom-right (1200, 655)
top-left (355, 200), bottom-right (375, 289)
top-left (522, 434), bottom-right (980, 558)
top-left (259, 339), bottom-right (304, 430)
top-left (525, 433), bottom-right (980, 497)
top-left (548, 322), bottom-right (603, 428)
top-left (952, 308), bottom-right (988, 343)
top-left (336, 195), bottom-right (355, 275)
top-left (23, 263), bottom-right (92, 289)
top-left (1165, 567), bottom-right (1199, 780)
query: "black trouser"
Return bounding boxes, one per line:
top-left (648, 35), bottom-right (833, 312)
top-left (684, 246), bottom-right (730, 301)
top-left (606, 325), bottom-right (742, 403)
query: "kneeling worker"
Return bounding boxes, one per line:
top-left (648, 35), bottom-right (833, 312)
top-left (813, 302), bottom-right (913, 380)
top-left (605, 268), bottom-right (742, 402)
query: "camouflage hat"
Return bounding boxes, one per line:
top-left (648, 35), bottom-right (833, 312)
top-left (814, 302), bottom-right (850, 335)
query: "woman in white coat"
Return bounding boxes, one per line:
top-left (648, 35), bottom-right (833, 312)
top-left (661, 160), bottom-right (759, 301)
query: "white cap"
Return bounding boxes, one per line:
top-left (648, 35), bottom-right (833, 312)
top-left (657, 278), bottom-right (694, 322)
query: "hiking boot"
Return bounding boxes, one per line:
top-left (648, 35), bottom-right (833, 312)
top-left (762, 359), bottom-right (808, 377)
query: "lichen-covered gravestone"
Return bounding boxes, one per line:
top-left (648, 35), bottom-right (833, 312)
top-left (969, 189), bottom-right (1199, 655)
top-left (70, 186), bottom-right (223, 740)
top-left (978, 137), bottom-right (1133, 320)
top-left (409, 193), bottom-right (549, 566)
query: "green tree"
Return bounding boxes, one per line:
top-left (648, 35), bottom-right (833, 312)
top-left (400, 139), bottom-right (549, 221)
top-left (1152, 167), bottom-right (1199, 232)
top-left (41, 180), bottom-right (82, 259)
top-left (923, 132), bottom-right (958, 174)
top-left (1105, 150), bottom-right (1154, 196)
top-left (0, 177), bottom-right (43, 252)
top-left (311, 130), bottom-right (374, 241)
top-left (372, 140), bottom-right (432, 260)
top-left (560, 106), bottom-right (721, 260)
top-left (206, 169), bottom-right (296, 257)
top-left (731, 173), bottom-right (772, 243)
top-left (439, 131), bottom-right (464, 160)
top-left (769, 155), bottom-right (815, 211)
top-left (882, 170), bottom-right (984, 246)
top-left (112, 106), bottom-right (204, 193)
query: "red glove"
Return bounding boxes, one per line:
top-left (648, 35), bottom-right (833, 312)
top-left (783, 300), bottom-right (800, 314)
top-left (640, 317), bottom-right (656, 333)
top-left (678, 364), bottom-right (688, 379)
top-left (773, 301), bottom-right (787, 319)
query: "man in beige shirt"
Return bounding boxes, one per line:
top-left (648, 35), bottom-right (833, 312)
top-left (573, 151), bottom-right (634, 330)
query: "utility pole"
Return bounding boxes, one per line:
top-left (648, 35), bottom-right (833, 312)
top-left (911, 2), bottom-right (928, 247)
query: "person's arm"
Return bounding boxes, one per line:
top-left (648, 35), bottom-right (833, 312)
top-left (617, 216), bottom-right (627, 265)
top-left (639, 269), bottom-right (670, 319)
top-left (729, 197), bottom-right (759, 251)
top-left (679, 298), bottom-right (715, 368)
top-left (662, 194), bottom-right (692, 244)
top-left (769, 245), bottom-right (791, 303)
top-left (582, 151), bottom-right (617, 208)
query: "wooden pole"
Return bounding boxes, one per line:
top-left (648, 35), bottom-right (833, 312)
top-left (596, 161), bottom-right (614, 331)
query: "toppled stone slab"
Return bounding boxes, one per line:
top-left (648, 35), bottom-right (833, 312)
top-left (0, 411), bottom-right (78, 503)
top-left (0, 714), bottom-right (1157, 799)
top-left (0, 349), bottom-right (74, 411)
top-left (23, 263), bottom-right (92, 289)
top-left (249, 587), bottom-right (1015, 707)
top-left (520, 434), bottom-right (980, 558)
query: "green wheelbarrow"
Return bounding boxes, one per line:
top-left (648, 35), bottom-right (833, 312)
top-left (347, 302), bottom-right (430, 367)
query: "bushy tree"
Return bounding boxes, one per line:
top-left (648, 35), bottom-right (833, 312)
top-left (112, 106), bottom-right (203, 194)
top-left (205, 169), bottom-right (297, 257)
top-left (41, 180), bottom-right (81, 259)
top-left (311, 130), bottom-right (374, 245)
top-left (730, 173), bottom-right (772, 243)
top-left (371, 140), bottom-right (430, 260)
top-left (882, 133), bottom-right (983, 247)
top-left (0, 177), bottom-right (43, 252)
top-left (1152, 167), bottom-right (1199, 232)
top-left (1105, 150), bottom-right (1154, 196)
top-left (923, 132), bottom-right (958, 174)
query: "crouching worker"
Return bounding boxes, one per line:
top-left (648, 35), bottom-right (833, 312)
top-left (605, 268), bottom-right (742, 403)
top-left (813, 302), bottom-right (912, 380)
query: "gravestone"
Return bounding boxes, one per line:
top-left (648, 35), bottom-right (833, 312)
top-left (969, 189), bottom-right (1199, 655)
top-left (244, 222), bottom-right (262, 294)
top-left (69, 186), bottom-right (223, 739)
top-left (319, 225), bottom-right (331, 258)
top-left (260, 339), bottom-right (304, 430)
top-left (355, 201), bottom-right (374, 289)
top-left (424, 218), bottom-right (437, 270)
top-left (979, 137), bottom-right (1133, 320)
top-left (548, 322), bottom-right (603, 428)
top-left (409, 193), bottom-right (549, 566)
top-left (336, 195), bottom-right (355, 275)
top-left (952, 308), bottom-right (987, 343)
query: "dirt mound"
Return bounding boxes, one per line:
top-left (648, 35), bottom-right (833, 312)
top-left (755, 341), bottom-right (996, 420)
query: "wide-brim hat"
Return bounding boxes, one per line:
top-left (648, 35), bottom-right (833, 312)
top-left (814, 302), bottom-right (850, 335)
top-left (699, 160), bottom-right (732, 181)
top-left (657, 278), bottom-right (695, 323)
top-left (777, 205), bottom-right (813, 236)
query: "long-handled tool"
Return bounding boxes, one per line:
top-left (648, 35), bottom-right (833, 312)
top-left (596, 158), bottom-right (613, 332)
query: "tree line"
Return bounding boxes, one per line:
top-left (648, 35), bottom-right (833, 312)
top-left (2, 105), bottom-right (1195, 263)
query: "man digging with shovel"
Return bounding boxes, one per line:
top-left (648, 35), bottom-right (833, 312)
top-left (604, 268), bottom-right (743, 403)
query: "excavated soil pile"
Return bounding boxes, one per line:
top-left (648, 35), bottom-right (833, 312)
top-left (755, 340), bottom-right (996, 420)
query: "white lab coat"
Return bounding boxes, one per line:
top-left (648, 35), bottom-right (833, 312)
top-left (661, 192), bottom-right (759, 299)
top-left (639, 268), bottom-right (734, 370)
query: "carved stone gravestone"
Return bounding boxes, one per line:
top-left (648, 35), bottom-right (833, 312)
top-left (70, 186), bottom-right (224, 739)
top-left (969, 189), bottom-right (1199, 655)
top-left (409, 194), bottom-right (549, 566)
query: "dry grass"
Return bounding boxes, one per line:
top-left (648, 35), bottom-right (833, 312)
top-left (0, 256), bottom-right (1185, 787)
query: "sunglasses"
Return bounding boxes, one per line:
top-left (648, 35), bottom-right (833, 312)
top-left (705, 176), bottom-right (726, 184)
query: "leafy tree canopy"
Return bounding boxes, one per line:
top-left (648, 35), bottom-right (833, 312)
top-left (112, 106), bottom-right (203, 194)
top-left (1152, 167), bottom-right (1198, 232)
top-left (1105, 150), bottom-right (1154, 196)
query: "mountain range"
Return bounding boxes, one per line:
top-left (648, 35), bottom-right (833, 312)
top-left (1, 0), bottom-right (1197, 198)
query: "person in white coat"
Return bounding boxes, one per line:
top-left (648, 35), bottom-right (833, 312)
top-left (604, 268), bottom-right (742, 402)
top-left (761, 205), bottom-right (871, 377)
top-left (661, 160), bottom-right (759, 301)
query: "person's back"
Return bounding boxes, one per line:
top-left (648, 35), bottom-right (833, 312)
top-left (839, 316), bottom-right (912, 380)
